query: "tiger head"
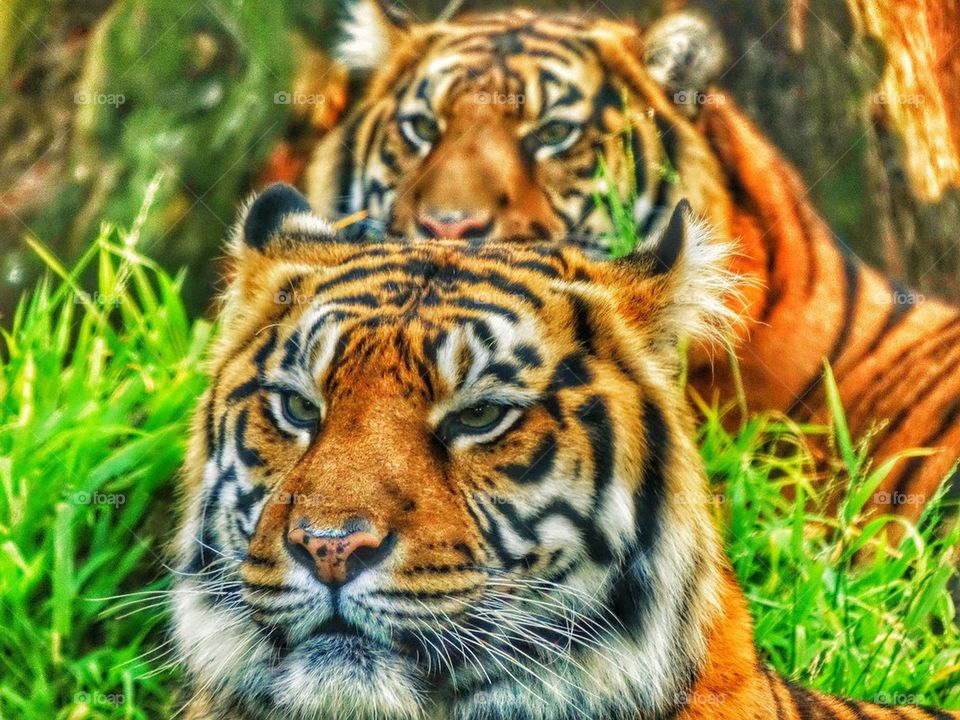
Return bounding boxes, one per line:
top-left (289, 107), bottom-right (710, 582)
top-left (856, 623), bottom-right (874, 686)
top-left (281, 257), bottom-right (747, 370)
top-left (307, 2), bottom-right (728, 243)
top-left (173, 184), bottom-right (737, 719)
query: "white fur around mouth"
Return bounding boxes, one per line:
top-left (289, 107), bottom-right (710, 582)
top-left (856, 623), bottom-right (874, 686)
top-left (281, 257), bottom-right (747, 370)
top-left (174, 586), bottom-right (428, 720)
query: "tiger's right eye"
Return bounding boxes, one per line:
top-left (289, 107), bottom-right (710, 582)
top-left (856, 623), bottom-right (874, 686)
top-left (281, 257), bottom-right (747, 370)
top-left (281, 392), bottom-right (321, 429)
top-left (401, 114), bottom-right (440, 145)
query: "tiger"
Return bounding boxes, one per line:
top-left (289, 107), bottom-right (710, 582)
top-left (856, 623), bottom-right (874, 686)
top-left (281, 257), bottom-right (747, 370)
top-left (305, 2), bottom-right (960, 525)
top-left (172, 182), bottom-right (960, 719)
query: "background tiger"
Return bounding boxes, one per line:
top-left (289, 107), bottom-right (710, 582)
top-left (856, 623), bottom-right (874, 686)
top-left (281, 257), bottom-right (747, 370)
top-left (306, 1), bottom-right (960, 525)
top-left (174, 182), bottom-right (959, 719)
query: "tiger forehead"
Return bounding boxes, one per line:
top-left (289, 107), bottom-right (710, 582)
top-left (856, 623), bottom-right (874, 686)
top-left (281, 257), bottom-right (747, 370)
top-left (417, 20), bottom-right (605, 81)
top-left (257, 244), bottom-right (584, 397)
top-left (262, 241), bottom-right (588, 365)
top-left (281, 243), bottom-right (572, 324)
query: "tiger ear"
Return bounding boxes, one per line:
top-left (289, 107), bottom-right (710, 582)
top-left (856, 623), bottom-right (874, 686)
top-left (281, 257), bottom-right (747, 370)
top-left (642, 12), bottom-right (726, 116)
top-left (612, 200), bottom-right (737, 345)
top-left (232, 183), bottom-right (337, 253)
top-left (337, 0), bottom-right (412, 71)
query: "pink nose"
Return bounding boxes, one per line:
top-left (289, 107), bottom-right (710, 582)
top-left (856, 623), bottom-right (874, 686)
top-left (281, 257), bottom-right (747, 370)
top-left (287, 527), bottom-right (387, 585)
top-left (417, 210), bottom-right (492, 239)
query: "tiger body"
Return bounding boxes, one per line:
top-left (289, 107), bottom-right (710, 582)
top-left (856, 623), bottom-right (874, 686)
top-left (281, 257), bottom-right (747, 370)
top-left (173, 184), bottom-right (959, 720)
top-left (306, 4), bottom-right (960, 521)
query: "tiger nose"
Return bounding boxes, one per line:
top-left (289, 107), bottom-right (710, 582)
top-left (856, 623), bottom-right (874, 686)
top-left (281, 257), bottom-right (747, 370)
top-left (286, 524), bottom-right (393, 585)
top-left (417, 208), bottom-right (493, 239)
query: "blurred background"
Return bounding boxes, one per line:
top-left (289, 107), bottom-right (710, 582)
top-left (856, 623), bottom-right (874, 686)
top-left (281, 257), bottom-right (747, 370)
top-left (1, 0), bottom-right (959, 321)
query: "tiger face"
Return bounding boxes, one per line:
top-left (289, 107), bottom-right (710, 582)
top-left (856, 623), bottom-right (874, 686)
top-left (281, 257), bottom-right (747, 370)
top-left (307, 3), bottom-right (726, 244)
top-left (174, 185), bottom-right (735, 719)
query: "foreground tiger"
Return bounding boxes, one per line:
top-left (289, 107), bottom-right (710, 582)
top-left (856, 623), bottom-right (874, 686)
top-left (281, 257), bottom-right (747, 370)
top-left (306, 3), bottom-right (960, 522)
top-left (173, 183), bottom-right (959, 719)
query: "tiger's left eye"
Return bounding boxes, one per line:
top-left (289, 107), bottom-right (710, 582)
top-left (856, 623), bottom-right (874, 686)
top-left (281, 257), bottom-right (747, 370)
top-left (282, 392), bottom-right (321, 428)
top-left (403, 114), bottom-right (440, 145)
top-left (533, 120), bottom-right (578, 147)
top-left (457, 404), bottom-right (506, 430)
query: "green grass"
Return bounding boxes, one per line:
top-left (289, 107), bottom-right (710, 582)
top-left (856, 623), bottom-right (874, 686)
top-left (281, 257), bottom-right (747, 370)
top-left (0, 226), bottom-right (957, 718)
top-left (700, 396), bottom-right (960, 707)
top-left (0, 219), bottom-right (210, 718)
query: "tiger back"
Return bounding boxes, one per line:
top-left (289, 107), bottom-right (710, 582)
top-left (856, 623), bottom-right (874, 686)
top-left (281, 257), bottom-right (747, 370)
top-left (173, 183), bottom-right (960, 720)
top-left (306, 2), bottom-right (960, 523)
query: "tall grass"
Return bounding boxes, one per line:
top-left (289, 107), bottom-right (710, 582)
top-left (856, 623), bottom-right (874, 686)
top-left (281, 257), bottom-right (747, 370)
top-left (0, 222), bottom-right (209, 718)
top-left (0, 222), bottom-right (957, 717)
top-left (700, 379), bottom-right (960, 707)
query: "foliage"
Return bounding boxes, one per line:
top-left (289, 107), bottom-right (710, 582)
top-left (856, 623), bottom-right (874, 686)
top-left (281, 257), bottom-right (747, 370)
top-left (0, 216), bottom-right (209, 718)
top-left (700, 376), bottom-right (960, 707)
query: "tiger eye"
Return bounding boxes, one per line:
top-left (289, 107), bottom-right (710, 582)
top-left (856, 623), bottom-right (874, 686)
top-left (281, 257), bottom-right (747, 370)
top-left (410, 115), bottom-right (440, 144)
top-left (534, 120), bottom-right (576, 147)
top-left (283, 393), bottom-right (321, 427)
top-left (457, 404), bottom-right (505, 429)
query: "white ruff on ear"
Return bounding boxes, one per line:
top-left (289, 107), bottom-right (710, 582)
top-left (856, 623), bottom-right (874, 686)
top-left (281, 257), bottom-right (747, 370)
top-left (663, 214), bottom-right (744, 346)
top-left (337, 0), bottom-right (396, 71)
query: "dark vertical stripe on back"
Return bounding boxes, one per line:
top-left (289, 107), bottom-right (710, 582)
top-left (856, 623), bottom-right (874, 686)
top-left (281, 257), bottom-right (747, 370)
top-left (635, 399), bottom-right (669, 555)
top-left (891, 397), bottom-right (960, 504)
top-left (786, 250), bottom-right (861, 419)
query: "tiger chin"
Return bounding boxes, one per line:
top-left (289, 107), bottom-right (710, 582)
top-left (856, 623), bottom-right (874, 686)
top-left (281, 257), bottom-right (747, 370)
top-left (172, 183), bottom-right (958, 720)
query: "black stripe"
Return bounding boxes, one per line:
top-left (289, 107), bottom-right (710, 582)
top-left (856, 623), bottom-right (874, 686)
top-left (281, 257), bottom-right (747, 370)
top-left (913, 707), bottom-right (956, 720)
top-left (335, 115), bottom-right (362, 215)
top-left (549, 352), bottom-right (592, 391)
top-left (314, 262), bottom-right (401, 296)
top-left (576, 395), bottom-right (615, 504)
top-left (784, 679), bottom-right (833, 719)
top-left (497, 433), bottom-right (557, 484)
top-left (226, 378), bottom-right (258, 404)
top-left (204, 383), bottom-right (218, 457)
top-left (186, 465), bottom-right (235, 575)
top-left (785, 250), bottom-right (861, 419)
top-left (761, 666), bottom-right (786, 720)
top-left (513, 344), bottom-right (543, 368)
top-left (568, 294), bottom-right (595, 352)
top-left (836, 697), bottom-right (878, 719)
top-left (848, 316), bottom-right (960, 425)
top-left (892, 397), bottom-right (960, 505)
top-left (862, 279), bottom-right (915, 356)
top-left (635, 399), bottom-right (669, 555)
top-left (874, 349), bottom-right (960, 450)
top-left (532, 498), bottom-right (612, 564)
top-left (448, 297), bottom-right (519, 323)
top-left (234, 409), bottom-right (266, 468)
